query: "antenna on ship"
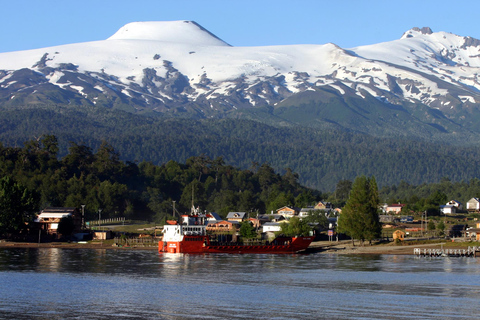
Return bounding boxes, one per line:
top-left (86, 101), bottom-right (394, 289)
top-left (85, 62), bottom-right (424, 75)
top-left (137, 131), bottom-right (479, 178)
top-left (191, 183), bottom-right (195, 213)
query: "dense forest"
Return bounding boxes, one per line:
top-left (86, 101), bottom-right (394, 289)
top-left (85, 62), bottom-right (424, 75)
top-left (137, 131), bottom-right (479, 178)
top-left (2, 104), bottom-right (480, 191)
top-left (2, 134), bottom-right (480, 228)
top-left (0, 135), bottom-right (325, 223)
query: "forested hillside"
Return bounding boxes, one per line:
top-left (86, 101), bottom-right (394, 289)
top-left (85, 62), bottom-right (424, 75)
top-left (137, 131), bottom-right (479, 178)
top-left (3, 134), bottom-right (480, 225)
top-left (2, 104), bottom-right (480, 190)
top-left (0, 136), bottom-right (323, 222)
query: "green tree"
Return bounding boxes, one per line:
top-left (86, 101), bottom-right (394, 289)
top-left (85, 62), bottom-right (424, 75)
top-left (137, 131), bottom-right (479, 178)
top-left (0, 176), bottom-right (39, 237)
top-left (337, 176), bottom-right (381, 245)
top-left (364, 176), bottom-right (382, 244)
top-left (437, 220), bottom-right (445, 236)
top-left (57, 215), bottom-right (76, 238)
top-left (279, 217), bottom-right (311, 237)
top-left (239, 220), bottom-right (257, 239)
top-left (302, 210), bottom-right (329, 230)
top-left (334, 179), bottom-right (352, 204)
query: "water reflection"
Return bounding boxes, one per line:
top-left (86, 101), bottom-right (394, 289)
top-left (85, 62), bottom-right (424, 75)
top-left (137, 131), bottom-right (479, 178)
top-left (1, 248), bottom-right (480, 319)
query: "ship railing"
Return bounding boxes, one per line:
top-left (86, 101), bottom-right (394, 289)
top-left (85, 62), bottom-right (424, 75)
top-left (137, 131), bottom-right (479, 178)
top-left (208, 240), bottom-right (270, 246)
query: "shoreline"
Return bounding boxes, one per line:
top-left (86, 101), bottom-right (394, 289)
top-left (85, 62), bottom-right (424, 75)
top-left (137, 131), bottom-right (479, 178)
top-left (0, 240), bottom-right (465, 255)
top-left (0, 241), bottom-right (157, 250)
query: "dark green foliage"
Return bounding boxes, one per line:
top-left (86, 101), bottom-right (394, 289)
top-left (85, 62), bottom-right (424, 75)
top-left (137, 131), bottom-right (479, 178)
top-left (302, 210), bottom-right (329, 230)
top-left (0, 136), bottom-right (321, 223)
top-left (279, 216), bottom-right (311, 237)
top-left (0, 176), bottom-right (39, 237)
top-left (2, 104), bottom-right (480, 191)
top-left (436, 220), bottom-right (445, 235)
top-left (338, 176), bottom-right (381, 245)
top-left (239, 220), bottom-right (257, 239)
top-left (379, 177), bottom-right (480, 215)
top-left (57, 215), bottom-right (75, 237)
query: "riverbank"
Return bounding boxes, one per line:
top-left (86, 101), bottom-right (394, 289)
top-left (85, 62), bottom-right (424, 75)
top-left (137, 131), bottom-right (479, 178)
top-left (0, 239), bottom-right (476, 255)
top-left (0, 240), bottom-right (157, 250)
top-left (309, 240), bottom-right (477, 255)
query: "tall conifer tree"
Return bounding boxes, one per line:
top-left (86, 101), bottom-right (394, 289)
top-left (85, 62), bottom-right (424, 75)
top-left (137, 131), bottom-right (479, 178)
top-left (338, 175), bottom-right (381, 245)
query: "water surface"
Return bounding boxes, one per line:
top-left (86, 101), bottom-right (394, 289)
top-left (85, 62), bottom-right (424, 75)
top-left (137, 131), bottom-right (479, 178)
top-left (0, 248), bottom-right (479, 319)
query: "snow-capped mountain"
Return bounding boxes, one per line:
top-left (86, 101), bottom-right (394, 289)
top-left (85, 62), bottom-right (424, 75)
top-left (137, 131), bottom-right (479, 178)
top-left (1, 21), bottom-right (480, 140)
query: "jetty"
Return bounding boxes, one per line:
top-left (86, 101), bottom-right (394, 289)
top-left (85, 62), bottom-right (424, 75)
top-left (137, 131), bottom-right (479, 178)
top-left (414, 246), bottom-right (480, 257)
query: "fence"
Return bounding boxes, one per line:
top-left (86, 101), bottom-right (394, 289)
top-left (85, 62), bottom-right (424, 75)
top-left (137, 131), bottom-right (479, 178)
top-left (87, 217), bottom-right (126, 226)
top-left (113, 236), bottom-right (158, 247)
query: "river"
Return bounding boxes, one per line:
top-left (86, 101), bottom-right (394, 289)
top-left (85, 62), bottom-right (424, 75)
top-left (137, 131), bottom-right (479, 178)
top-left (0, 248), bottom-right (479, 319)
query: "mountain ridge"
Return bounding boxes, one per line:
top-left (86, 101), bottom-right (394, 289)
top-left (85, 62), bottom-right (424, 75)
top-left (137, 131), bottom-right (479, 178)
top-left (1, 21), bottom-right (480, 145)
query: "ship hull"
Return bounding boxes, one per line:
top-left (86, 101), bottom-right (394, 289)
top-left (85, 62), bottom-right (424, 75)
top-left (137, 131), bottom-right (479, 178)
top-left (159, 236), bottom-right (314, 254)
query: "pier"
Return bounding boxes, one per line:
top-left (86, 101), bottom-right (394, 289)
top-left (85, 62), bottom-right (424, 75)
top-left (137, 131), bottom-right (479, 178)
top-left (414, 246), bottom-right (480, 257)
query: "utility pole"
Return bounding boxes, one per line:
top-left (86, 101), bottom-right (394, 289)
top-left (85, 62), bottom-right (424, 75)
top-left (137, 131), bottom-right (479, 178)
top-left (98, 208), bottom-right (102, 231)
top-left (81, 204), bottom-right (85, 229)
top-left (173, 200), bottom-right (176, 218)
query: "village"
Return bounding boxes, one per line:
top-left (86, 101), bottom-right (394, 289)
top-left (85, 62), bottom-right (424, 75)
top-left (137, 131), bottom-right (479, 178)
top-left (29, 197), bottom-right (480, 248)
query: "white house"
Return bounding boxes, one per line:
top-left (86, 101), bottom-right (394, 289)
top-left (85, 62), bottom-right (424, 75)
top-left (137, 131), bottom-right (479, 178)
top-left (466, 198), bottom-right (480, 212)
top-left (440, 205), bottom-right (456, 215)
top-left (262, 222), bottom-right (282, 239)
top-left (446, 200), bottom-right (463, 210)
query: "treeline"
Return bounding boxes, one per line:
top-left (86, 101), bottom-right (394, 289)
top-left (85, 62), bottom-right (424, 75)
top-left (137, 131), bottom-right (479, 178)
top-left (329, 177), bottom-right (480, 216)
top-left (0, 135), bottom-right (323, 223)
top-left (2, 105), bottom-right (480, 191)
top-left (379, 178), bottom-right (480, 215)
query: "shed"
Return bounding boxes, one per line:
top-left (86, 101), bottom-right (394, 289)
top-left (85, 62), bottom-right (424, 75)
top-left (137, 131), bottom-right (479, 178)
top-left (466, 198), bottom-right (480, 212)
top-left (35, 207), bottom-right (81, 238)
top-left (392, 230), bottom-right (405, 241)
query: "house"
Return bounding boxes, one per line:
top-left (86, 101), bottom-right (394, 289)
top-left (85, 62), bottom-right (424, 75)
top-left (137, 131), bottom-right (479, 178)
top-left (267, 214), bottom-right (285, 222)
top-left (226, 212), bottom-right (246, 222)
top-left (206, 220), bottom-right (238, 233)
top-left (385, 204), bottom-right (405, 214)
top-left (257, 214), bottom-right (271, 224)
top-left (262, 222), bottom-right (282, 239)
top-left (392, 230), bottom-right (405, 241)
top-left (205, 212), bottom-right (222, 222)
top-left (276, 206), bottom-right (299, 218)
top-left (380, 215), bottom-right (395, 223)
top-left (446, 200), bottom-right (463, 210)
top-left (35, 207), bottom-right (81, 238)
top-left (440, 205), bottom-right (456, 215)
top-left (93, 230), bottom-right (113, 240)
top-left (466, 222), bottom-right (480, 240)
top-left (399, 216), bottom-right (413, 223)
top-left (299, 207), bottom-right (315, 218)
top-left (466, 198), bottom-right (480, 212)
top-left (248, 217), bottom-right (261, 229)
top-left (314, 201), bottom-right (333, 211)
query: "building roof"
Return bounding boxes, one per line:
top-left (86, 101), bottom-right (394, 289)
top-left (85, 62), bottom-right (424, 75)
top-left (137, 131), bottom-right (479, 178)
top-left (36, 207), bottom-right (77, 221)
top-left (226, 212), bottom-right (246, 219)
top-left (276, 206), bottom-right (300, 212)
top-left (263, 222), bottom-right (281, 226)
top-left (206, 212), bottom-right (222, 220)
top-left (387, 204), bottom-right (405, 208)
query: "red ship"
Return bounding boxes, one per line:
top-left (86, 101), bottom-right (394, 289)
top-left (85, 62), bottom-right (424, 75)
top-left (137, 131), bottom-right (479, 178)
top-left (158, 209), bottom-right (314, 254)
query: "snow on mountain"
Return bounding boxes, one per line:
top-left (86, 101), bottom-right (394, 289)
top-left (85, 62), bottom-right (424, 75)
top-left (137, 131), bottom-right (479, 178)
top-left (0, 21), bottom-right (479, 118)
top-left (108, 21), bottom-right (230, 46)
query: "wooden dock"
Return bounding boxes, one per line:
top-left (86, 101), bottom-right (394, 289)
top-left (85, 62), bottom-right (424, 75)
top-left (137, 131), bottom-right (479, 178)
top-left (414, 246), bottom-right (480, 257)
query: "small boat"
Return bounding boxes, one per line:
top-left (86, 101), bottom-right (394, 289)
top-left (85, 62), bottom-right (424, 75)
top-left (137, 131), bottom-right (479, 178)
top-left (158, 210), bottom-right (314, 254)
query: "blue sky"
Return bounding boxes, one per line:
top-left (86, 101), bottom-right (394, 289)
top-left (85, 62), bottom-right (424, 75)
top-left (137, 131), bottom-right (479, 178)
top-left (1, 0), bottom-right (479, 53)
